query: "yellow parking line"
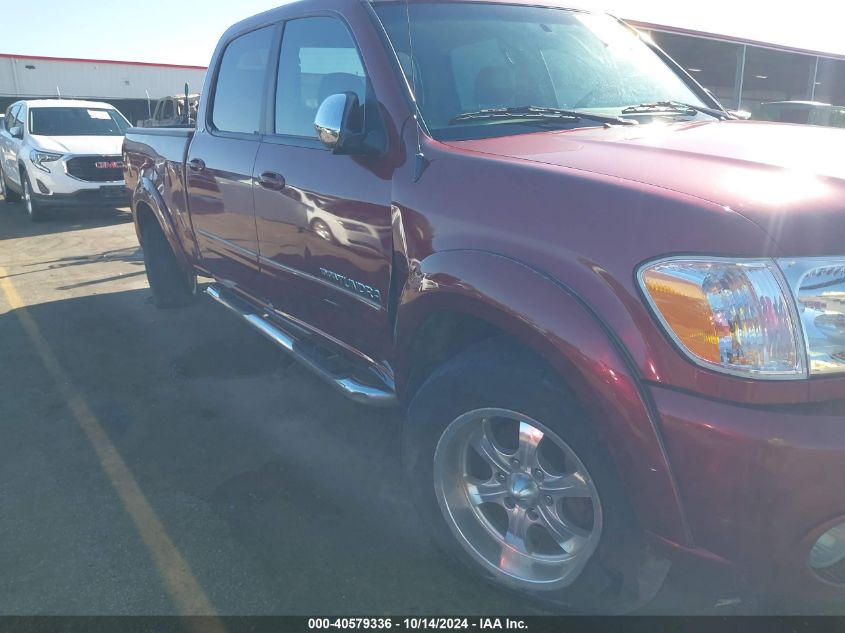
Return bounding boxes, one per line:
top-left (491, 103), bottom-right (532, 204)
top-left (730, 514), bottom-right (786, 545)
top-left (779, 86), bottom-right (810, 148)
top-left (0, 267), bottom-right (226, 631)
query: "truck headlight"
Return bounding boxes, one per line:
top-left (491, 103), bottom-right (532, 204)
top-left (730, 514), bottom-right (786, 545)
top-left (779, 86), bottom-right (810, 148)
top-left (638, 258), bottom-right (806, 378)
top-left (778, 258), bottom-right (845, 375)
top-left (30, 150), bottom-right (63, 173)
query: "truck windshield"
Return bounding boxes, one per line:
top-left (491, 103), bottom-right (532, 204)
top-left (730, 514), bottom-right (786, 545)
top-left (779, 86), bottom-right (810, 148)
top-left (374, 2), bottom-right (710, 140)
top-left (29, 107), bottom-right (130, 136)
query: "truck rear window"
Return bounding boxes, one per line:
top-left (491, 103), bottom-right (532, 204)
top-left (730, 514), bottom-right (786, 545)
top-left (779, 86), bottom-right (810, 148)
top-left (212, 26), bottom-right (275, 135)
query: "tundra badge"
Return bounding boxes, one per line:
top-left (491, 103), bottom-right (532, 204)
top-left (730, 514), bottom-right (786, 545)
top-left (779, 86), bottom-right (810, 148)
top-left (319, 268), bottom-right (382, 305)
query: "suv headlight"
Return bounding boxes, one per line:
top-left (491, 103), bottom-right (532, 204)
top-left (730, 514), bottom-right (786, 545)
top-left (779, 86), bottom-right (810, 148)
top-left (778, 258), bottom-right (845, 375)
top-left (30, 150), bottom-right (63, 173)
top-left (638, 258), bottom-right (806, 379)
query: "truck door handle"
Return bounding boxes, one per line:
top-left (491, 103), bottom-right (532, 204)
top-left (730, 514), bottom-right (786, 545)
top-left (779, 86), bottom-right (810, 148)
top-left (258, 171), bottom-right (286, 191)
top-left (188, 158), bottom-right (206, 172)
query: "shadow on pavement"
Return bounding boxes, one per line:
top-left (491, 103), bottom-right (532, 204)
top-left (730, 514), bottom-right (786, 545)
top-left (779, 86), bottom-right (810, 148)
top-left (0, 256), bottom-right (834, 616)
top-left (0, 288), bottom-right (538, 615)
top-left (0, 246), bottom-right (144, 282)
top-left (0, 198), bottom-right (132, 241)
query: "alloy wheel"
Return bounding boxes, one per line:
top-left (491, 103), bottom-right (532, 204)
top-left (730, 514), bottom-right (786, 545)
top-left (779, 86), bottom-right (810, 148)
top-left (433, 408), bottom-right (603, 590)
top-left (23, 177), bottom-right (33, 216)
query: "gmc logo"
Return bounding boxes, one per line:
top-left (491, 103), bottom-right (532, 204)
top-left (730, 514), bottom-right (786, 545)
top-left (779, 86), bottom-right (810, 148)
top-left (95, 161), bottom-right (124, 169)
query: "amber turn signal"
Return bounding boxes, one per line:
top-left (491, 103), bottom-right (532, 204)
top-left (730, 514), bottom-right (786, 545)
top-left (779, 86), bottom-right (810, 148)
top-left (641, 268), bottom-right (721, 364)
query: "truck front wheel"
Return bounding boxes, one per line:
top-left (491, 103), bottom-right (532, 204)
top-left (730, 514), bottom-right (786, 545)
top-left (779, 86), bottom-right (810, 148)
top-left (141, 221), bottom-right (197, 308)
top-left (403, 338), bottom-right (669, 613)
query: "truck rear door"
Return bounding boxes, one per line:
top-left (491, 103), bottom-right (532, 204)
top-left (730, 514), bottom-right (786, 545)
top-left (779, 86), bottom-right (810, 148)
top-left (186, 25), bottom-right (276, 292)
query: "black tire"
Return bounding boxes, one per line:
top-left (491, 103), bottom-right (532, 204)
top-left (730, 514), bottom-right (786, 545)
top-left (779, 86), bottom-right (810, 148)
top-left (3, 170), bottom-right (22, 203)
top-left (141, 220), bottom-right (197, 308)
top-left (20, 170), bottom-right (46, 221)
top-left (403, 337), bottom-right (670, 614)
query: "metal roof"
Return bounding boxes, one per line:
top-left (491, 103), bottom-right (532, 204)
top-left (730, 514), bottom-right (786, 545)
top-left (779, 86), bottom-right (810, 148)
top-left (626, 20), bottom-right (845, 62)
top-left (0, 52), bottom-right (206, 70)
top-left (0, 54), bottom-right (207, 101)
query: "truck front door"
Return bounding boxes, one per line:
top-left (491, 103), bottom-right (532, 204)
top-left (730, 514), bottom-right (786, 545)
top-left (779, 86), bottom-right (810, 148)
top-left (253, 16), bottom-right (396, 363)
top-left (186, 26), bottom-right (276, 292)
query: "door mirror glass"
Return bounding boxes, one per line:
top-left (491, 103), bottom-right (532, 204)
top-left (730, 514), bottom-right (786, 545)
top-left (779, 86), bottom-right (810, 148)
top-left (314, 92), bottom-right (363, 153)
top-left (728, 110), bottom-right (752, 120)
top-left (10, 126), bottom-right (23, 140)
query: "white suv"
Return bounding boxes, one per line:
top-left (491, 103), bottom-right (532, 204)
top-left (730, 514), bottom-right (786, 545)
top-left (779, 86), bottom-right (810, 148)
top-left (0, 99), bottom-right (131, 221)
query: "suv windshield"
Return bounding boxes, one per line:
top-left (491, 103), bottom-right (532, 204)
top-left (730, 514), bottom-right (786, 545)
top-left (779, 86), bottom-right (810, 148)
top-left (374, 2), bottom-right (711, 140)
top-left (29, 107), bottom-right (130, 136)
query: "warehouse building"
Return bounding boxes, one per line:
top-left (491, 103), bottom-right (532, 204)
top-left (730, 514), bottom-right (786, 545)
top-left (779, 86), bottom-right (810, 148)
top-left (0, 54), bottom-right (206, 126)
top-left (630, 20), bottom-right (845, 118)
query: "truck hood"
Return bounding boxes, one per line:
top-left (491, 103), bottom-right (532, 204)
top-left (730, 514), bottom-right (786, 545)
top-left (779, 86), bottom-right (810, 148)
top-left (30, 135), bottom-right (124, 156)
top-left (445, 120), bottom-right (845, 256)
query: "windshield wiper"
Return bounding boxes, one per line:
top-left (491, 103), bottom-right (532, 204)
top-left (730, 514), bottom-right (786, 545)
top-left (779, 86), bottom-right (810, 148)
top-left (621, 101), bottom-right (729, 120)
top-left (450, 105), bottom-right (637, 127)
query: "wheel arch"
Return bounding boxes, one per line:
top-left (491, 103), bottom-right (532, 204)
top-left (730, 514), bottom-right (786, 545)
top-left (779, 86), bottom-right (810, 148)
top-left (18, 160), bottom-right (30, 185)
top-left (394, 248), bottom-right (692, 547)
top-left (132, 177), bottom-right (193, 273)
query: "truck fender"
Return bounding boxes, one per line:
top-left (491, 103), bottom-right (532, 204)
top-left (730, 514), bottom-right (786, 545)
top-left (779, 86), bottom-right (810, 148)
top-left (395, 248), bottom-right (692, 547)
top-left (132, 176), bottom-right (193, 273)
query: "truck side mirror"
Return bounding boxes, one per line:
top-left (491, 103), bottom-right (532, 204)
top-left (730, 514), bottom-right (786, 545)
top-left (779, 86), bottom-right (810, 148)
top-left (314, 92), bottom-right (365, 154)
top-left (727, 110), bottom-right (752, 121)
top-left (10, 126), bottom-right (23, 140)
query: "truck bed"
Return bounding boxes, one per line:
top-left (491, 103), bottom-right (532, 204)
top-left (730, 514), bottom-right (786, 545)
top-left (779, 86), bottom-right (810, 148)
top-left (123, 126), bottom-right (194, 194)
top-left (123, 126), bottom-right (197, 257)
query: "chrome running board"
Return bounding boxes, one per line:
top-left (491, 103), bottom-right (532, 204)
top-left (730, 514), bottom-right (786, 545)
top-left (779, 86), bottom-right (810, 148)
top-left (206, 285), bottom-right (397, 407)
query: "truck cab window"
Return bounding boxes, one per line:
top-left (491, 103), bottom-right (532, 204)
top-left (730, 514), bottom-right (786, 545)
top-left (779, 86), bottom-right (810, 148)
top-left (211, 26), bottom-right (274, 134)
top-left (275, 17), bottom-right (366, 138)
top-left (162, 99), bottom-right (175, 121)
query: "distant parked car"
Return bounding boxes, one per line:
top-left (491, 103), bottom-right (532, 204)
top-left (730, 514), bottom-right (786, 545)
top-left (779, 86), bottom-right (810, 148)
top-left (137, 94), bottom-right (200, 128)
top-left (0, 99), bottom-right (131, 220)
top-left (759, 100), bottom-right (845, 128)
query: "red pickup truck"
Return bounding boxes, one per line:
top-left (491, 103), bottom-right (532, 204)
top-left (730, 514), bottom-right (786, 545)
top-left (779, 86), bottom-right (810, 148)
top-left (123, 0), bottom-right (845, 612)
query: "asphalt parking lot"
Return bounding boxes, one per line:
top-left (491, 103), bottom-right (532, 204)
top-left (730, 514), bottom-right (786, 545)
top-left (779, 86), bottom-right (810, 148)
top-left (0, 198), bottom-right (836, 617)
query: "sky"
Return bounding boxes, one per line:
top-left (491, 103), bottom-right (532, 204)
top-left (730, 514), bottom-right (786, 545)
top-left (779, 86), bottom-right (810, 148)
top-left (3, 1), bottom-right (845, 67)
